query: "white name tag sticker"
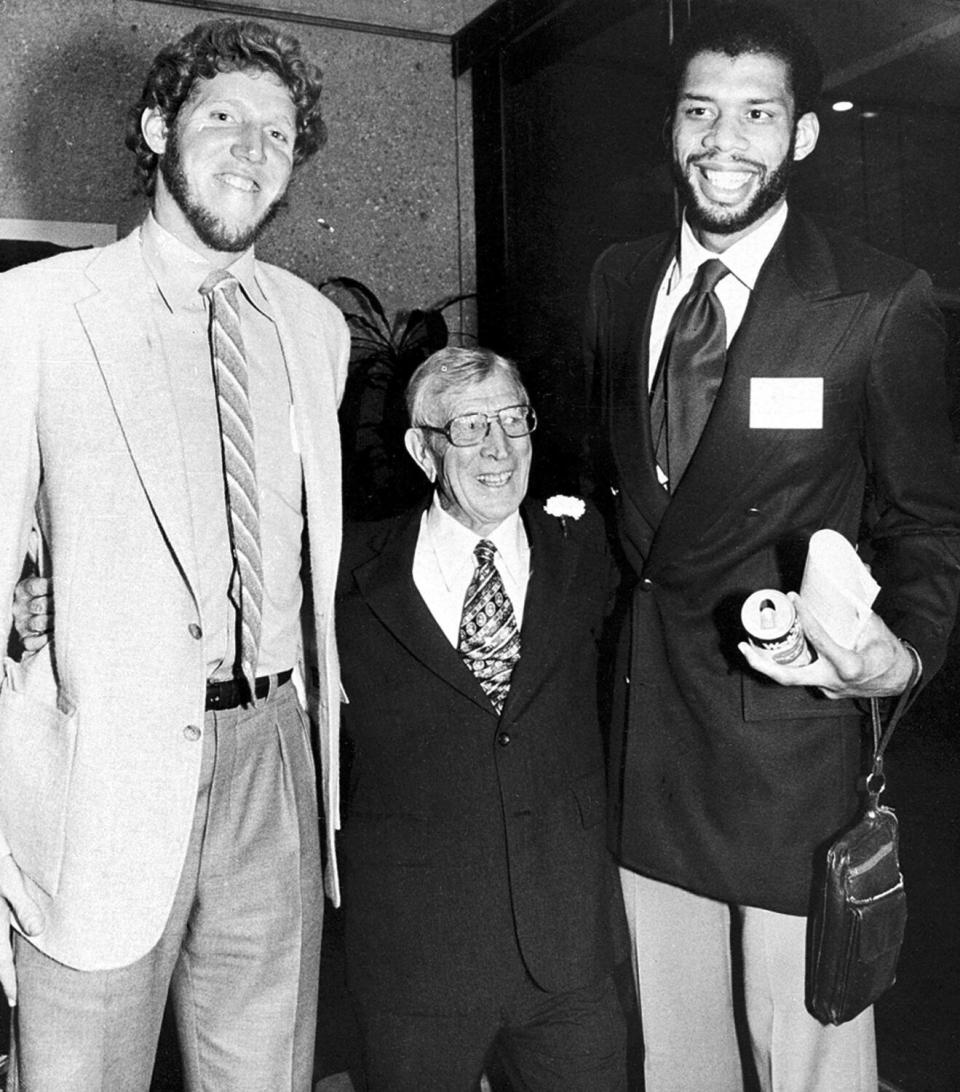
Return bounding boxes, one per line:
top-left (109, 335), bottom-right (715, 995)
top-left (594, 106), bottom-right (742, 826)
top-left (749, 377), bottom-right (823, 429)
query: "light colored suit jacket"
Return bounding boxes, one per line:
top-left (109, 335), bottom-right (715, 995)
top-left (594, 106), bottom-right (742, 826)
top-left (0, 227), bottom-right (349, 970)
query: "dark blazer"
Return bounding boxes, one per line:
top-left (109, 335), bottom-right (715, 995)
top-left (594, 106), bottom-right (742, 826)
top-left (586, 209), bottom-right (960, 915)
top-left (336, 498), bottom-right (624, 1014)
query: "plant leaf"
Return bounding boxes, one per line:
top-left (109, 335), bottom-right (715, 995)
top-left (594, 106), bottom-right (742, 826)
top-left (319, 276), bottom-right (391, 330)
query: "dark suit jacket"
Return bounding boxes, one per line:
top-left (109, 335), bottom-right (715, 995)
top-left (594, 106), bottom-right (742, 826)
top-left (336, 498), bottom-right (624, 1014)
top-left (586, 209), bottom-right (960, 915)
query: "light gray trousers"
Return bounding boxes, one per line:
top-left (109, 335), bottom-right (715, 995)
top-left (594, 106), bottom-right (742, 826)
top-left (619, 868), bottom-right (877, 1092)
top-left (10, 681), bottom-right (323, 1092)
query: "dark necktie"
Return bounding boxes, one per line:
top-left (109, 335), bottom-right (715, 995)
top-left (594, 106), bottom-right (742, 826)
top-left (201, 270), bottom-right (264, 699)
top-left (650, 257), bottom-right (729, 492)
top-left (458, 540), bottom-right (521, 714)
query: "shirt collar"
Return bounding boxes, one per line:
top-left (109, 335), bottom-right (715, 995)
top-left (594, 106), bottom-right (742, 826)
top-left (424, 493), bottom-right (528, 591)
top-left (677, 200), bottom-right (788, 292)
top-left (140, 213), bottom-right (274, 319)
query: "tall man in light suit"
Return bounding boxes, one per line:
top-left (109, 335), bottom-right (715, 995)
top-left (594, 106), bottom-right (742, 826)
top-left (0, 20), bottom-right (348, 1090)
top-left (337, 347), bottom-right (627, 1090)
top-left (585, 3), bottom-right (960, 1091)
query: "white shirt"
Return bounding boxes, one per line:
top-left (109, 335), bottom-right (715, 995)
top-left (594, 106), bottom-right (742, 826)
top-left (411, 495), bottom-right (530, 647)
top-left (647, 201), bottom-right (789, 390)
top-left (139, 214), bottom-right (303, 679)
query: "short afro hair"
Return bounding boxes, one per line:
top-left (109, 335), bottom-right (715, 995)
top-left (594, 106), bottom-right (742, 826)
top-left (670, 2), bottom-right (823, 119)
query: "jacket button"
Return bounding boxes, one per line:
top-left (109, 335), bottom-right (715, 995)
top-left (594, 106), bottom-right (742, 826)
top-left (183, 724), bottom-right (201, 742)
top-left (497, 731), bottom-right (511, 747)
top-left (640, 578), bottom-right (653, 592)
top-left (188, 623), bottom-right (203, 640)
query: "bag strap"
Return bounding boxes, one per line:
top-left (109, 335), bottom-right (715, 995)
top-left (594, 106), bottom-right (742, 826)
top-left (867, 643), bottom-right (922, 801)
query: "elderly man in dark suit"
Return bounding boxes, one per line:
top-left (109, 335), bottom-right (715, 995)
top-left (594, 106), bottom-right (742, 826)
top-left (585, 4), bottom-right (960, 1091)
top-left (336, 346), bottom-right (626, 1091)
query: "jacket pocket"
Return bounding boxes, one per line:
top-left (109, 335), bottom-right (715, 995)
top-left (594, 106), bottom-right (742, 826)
top-left (0, 659), bottom-right (78, 896)
top-left (741, 669), bottom-right (859, 722)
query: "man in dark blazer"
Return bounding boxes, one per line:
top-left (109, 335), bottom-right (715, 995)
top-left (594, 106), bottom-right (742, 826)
top-left (585, 4), bottom-right (960, 1091)
top-left (337, 346), bottom-right (627, 1090)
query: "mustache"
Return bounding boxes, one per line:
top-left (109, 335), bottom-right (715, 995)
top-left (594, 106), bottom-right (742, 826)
top-left (687, 153), bottom-right (765, 172)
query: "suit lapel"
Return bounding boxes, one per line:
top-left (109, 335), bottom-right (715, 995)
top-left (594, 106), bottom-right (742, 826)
top-left (651, 211), bottom-right (870, 557)
top-left (604, 236), bottom-right (676, 535)
top-left (500, 500), bottom-right (578, 719)
top-left (353, 501), bottom-right (582, 720)
top-left (267, 272), bottom-right (343, 624)
top-left (75, 230), bottom-right (199, 598)
top-left (352, 508), bottom-right (495, 714)
top-left (269, 276), bottom-right (341, 528)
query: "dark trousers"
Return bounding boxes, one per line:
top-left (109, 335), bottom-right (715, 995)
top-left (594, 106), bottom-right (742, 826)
top-left (356, 969), bottom-right (627, 1092)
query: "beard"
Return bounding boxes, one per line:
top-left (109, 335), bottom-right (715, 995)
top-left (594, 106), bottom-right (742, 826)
top-left (674, 135), bottom-right (795, 237)
top-left (158, 124), bottom-right (286, 253)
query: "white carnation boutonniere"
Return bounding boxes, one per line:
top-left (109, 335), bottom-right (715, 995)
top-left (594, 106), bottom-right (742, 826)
top-left (544, 494), bottom-right (586, 537)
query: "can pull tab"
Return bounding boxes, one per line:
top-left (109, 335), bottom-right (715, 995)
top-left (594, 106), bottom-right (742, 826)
top-left (759, 599), bottom-right (776, 630)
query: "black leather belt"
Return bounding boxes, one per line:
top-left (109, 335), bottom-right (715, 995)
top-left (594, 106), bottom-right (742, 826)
top-left (205, 670), bottom-right (293, 711)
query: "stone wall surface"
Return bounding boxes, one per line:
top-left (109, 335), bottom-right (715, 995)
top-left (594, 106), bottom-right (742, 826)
top-left (0, 0), bottom-right (477, 317)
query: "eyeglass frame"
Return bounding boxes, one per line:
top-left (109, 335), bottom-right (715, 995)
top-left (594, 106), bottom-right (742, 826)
top-left (417, 403), bottom-right (538, 448)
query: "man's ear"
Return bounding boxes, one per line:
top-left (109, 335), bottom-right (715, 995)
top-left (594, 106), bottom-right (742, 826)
top-left (792, 111), bottom-right (819, 162)
top-left (404, 428), bottom-right (437, 483)
top-left (141, 107), bottom-right (169, 156)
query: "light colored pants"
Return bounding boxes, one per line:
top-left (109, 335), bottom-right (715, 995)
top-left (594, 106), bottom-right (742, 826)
top-left (619, 868), bottom-right (877, 1092)
top-left (10, 681), bottom-right (323, 1092)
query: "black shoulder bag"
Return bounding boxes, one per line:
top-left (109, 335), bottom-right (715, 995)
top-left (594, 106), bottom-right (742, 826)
top-left (806, 666), bottom-right (918, 1026)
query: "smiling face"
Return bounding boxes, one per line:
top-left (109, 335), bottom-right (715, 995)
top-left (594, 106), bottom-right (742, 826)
top-left (672, 50), bottom-right (818, 251)
top-left (405, 372), bottom-right (533, 538)
top-left (142, 68), bottom-right (297, 261)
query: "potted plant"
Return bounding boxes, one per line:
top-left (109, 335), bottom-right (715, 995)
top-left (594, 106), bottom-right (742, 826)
top-left (320, 276), bottom-right (475, 521)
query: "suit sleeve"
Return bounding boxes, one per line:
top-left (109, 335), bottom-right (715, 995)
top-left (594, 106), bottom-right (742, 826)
top-left (863, 267), bottom-right (960, 682)
top-left (0, 289), bottom-right (42, 644)
top-left (0, 287), bottom-right (43, 856)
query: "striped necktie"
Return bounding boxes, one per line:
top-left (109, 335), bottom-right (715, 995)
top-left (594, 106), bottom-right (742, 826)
top-left (458, 540), bottom-right (521, 714)
top-left (201, 270), bottom-right (263, 700)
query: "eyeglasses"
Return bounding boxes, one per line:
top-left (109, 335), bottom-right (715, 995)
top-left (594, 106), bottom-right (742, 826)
top-left (419, 404), bottom-right (538, 448)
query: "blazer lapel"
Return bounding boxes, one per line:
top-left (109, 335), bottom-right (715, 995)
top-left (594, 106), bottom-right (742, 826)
top-left (652, 211), bottom-right (870, 555)
top-left (603, 236), bottom-right (676, 535)
top-left (500, 501), bottom-right (577, 719)
top-left (75, 230), bottom-right (199, 598)
top-left (268, 273), bottom-right (344, 634)
top-left (352, 508), bottom-right (495, 714)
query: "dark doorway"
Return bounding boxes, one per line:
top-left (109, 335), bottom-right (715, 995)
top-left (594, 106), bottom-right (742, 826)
top-left (455, 0), bottom-right (677, 494)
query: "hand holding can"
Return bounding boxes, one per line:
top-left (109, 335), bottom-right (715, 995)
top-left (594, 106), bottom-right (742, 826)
top-left (741, 588), bottom-right (812, 667)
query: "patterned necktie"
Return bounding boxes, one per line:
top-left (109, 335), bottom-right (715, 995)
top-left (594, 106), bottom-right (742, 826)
top-left (650, 257), bottom-right (729, 492)
top-left (201, 270), bottom-right (263, 699)
top-left (458, 540), bottom-right (521, 714)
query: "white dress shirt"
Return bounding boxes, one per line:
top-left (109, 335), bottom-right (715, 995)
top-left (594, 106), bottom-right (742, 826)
top-left (647, 201), bottom-right (789, 390)
top-left (411, 495), bottom-right (530, 647)
top-left (140, 214), bottom-right (303, 679)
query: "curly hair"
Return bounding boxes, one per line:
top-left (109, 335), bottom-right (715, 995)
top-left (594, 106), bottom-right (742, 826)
top-left (125, 19), bottom-right (327, 196)
top-left (670, 2), bottom-right (823, 119)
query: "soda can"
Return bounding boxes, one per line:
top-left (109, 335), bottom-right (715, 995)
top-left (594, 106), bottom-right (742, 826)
top-left (740, 588), bottom-right (812, 667)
